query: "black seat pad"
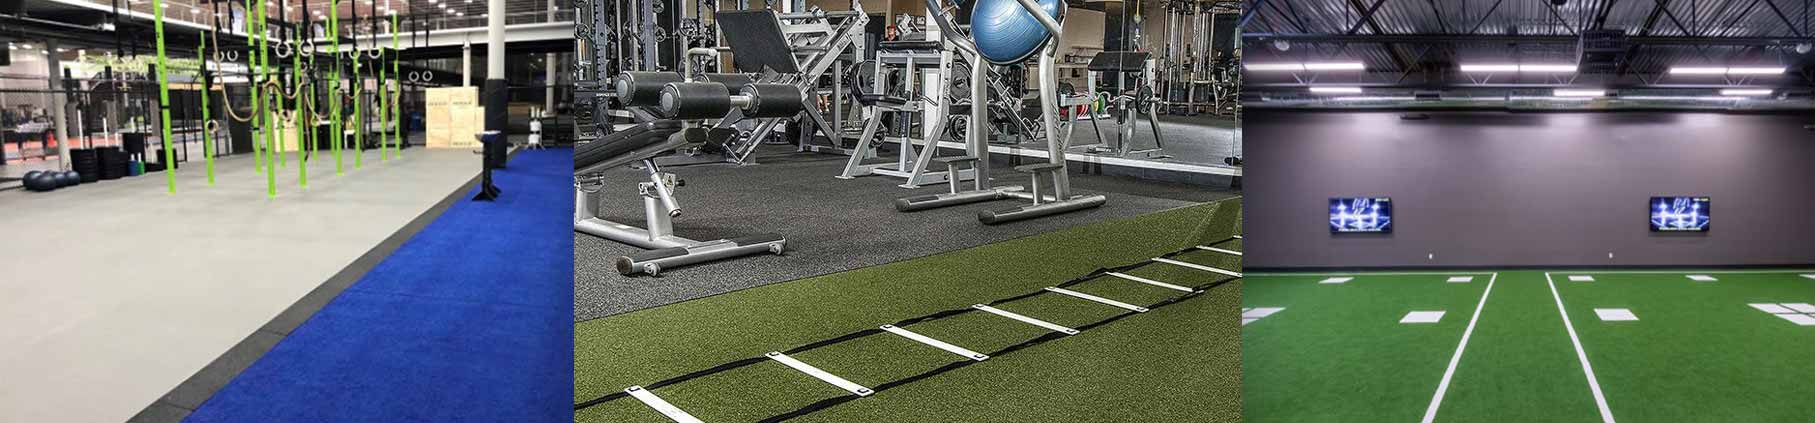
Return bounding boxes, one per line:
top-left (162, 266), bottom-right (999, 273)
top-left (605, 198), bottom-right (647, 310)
top-left (575, 120), bottom-right (685, 170)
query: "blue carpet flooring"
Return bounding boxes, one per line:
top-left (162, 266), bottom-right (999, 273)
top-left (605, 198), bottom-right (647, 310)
top-left (186, 149), bottom-right (575, 422)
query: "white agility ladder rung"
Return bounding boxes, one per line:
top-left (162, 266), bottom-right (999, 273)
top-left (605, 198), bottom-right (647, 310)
top-left (766, 352), bottom-right (873, 396)
top-left (1153, 258), bottom-right (1242, 278)
top-left (972, 304), bottom-right (1080, 335)
top-left (1106, 272), bottom-right (1197, 293)
top-left (1195, 246), bottom-right (1243, 256)
top-left (1045, 287), bottom-right (1150, 312)
top-left (879, 325), bottom-right (990, 361)
top-left (625, 385), bottom-right (704, 423)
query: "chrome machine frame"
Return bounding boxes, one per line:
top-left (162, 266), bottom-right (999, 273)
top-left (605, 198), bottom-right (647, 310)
top-left (894, 0), bottom-right (1106, 224)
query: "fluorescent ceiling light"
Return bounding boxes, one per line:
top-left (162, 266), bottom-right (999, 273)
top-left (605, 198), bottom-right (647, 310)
top-left (1245, 63), bottom-right (1304, 71)
top-left (1309, 86), bottom-right (1364, 94)
top-left (1303, 62), bottom-right (1366, 71)
top-left (1669, 67), bottom-right (1727, 75)
top-left (1330, 96), bottom-right (1416, 101)
top-left (1719, 89), bottom-right (1773, 96)
top-left (1520, 64), bottom-right (1579, 72)
top-left (1553, 89), bottom-right (1606, 97)
top-left (1458, 64), bottom-right (1518, 72)
top-left (1247, 62), bottom-right (1366, 72)
top-left (1726, 67), bottom-right (1786, 75)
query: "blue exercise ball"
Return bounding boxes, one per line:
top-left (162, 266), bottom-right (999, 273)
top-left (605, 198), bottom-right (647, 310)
top-left (970, 0), bottom-right (1064, 64)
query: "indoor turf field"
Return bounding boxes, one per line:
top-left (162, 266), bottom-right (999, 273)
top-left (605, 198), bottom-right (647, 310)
top-left (1244, 270), bottom-right (1815, 423)
top-left (574, 198), bottom-right (1242, 422)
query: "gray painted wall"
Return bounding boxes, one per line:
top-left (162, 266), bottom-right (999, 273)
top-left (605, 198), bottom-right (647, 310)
top-left (1246, 110), bottom-right (1815, 269)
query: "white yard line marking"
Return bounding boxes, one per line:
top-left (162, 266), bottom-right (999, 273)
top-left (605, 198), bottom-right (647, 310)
top-left (1543, 273), bottom-right (1618, 423)
top-left (1802, 274), bottom-right (1815, 280)
top-left (1569, 275), bottom-right (1595, 282)
top-left (972, 304), bottom-right (1080, 335)
top-left (1447, 276), bottom-right (1475, 283)
top-left (1777, 314), bottom-right (1815, 326)
top-left (1593, 308), bottom-right (1639, 322)
top-left (1419, 273), bottom-right (1497, 423)
top-left (766, 352), bottom-right (874, 396)
top-left (625, 386), bottom-right (705, 423)
top-left (1196, 246), bottom-right (1244, 256)
top-left (1750, 303), bottom-right (1796, 314)
top-left (1781, 303), bottom-right (1815, 314)
top-left (1400, 311), bottom-right (1447, 324)
top-left (1153, 258), bottom-right (1243, 278)
top-left (1106, 272), bottom-right (1197, 293)
top-left (1318, 277), bottom-right (1354, 284)
top-left (1686, 275), bottom-right (1718, 282)
top-left (1243, 307), bottom-right (1285, 319)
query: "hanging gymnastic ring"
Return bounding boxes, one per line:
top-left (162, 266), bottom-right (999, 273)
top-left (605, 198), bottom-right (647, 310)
top-left (408, 71), bottom-right (422, 82)
top-left (205, 120), bottom-right (219, 133)
top-left (275, 40), bottom-right (294, 58)
top-left (368, 48), bottom-right (382, 59)
top-left (421, 71), bottom-right (433, 82)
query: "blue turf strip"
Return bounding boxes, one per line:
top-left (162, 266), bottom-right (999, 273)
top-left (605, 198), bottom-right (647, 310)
top-left (185, 149), bottom-right (575, 422)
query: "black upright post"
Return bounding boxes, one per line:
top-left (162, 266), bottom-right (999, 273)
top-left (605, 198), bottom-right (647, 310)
top-left (483, 79), bottom-right (508, 169)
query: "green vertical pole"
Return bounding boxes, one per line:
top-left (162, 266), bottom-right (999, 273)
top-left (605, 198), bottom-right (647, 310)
top-left (258, 0), bottom-right (274, 198)
top-left (330, 4), bottom-right (343, 175)
top-left (391, 12), bottom-right (401, 157)
top-left (199, 33), bottom-right (215, 185)
top-left (152, 0), bottom-right (176, 193)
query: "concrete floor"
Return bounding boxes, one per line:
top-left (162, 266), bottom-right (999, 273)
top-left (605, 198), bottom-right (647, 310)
top-left (0, 146), bottom-right (477, 423)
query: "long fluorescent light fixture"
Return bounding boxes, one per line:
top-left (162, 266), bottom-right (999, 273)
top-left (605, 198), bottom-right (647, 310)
top-left (1553, 89), bottom-right (1607, 97)
top-left (1246, 62), bottom-right (1366, 72)
top-left (1669, 66), bottom-right (1787, 75)
top-left (1719, 89), bottom-right (1774, 96)
top-left (1458, 64), bottom-right (1578, 73)
top-left (1309, 86), bottom-right (1365, 94)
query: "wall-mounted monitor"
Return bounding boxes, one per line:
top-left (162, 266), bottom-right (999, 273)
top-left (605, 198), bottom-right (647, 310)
top-left (1330, 197), bottom-right (1392, 233)
top-left (1650, 196), bottom-right (1711, 232)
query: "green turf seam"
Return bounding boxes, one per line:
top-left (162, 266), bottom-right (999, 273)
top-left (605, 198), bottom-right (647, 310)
top-left (576, 236), bottom-right (1244, 419)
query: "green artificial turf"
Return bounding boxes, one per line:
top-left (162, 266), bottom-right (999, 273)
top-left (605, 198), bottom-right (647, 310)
top-left (575, 198), bottom-right (1243, 422)
top-left (1245, 270), bottom-right (1815, 423)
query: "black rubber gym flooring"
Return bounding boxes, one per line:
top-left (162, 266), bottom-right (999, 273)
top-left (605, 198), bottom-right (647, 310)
top-left (574, 144), bottom-right (1235, 320)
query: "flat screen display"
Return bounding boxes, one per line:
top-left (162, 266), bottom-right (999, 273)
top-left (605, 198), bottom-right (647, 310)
top-left (1330, 197), bottom-right (1392, 233)
top-left (1650, 196), bottom-right (1711, 232)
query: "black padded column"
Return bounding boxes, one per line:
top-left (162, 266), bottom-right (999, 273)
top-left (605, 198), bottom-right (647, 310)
top-left (484, 78), bottom-right (509, 169)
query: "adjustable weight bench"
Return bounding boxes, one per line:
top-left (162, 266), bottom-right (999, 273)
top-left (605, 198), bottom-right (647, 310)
top-left (575, 120), bottom-right (787, 276)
